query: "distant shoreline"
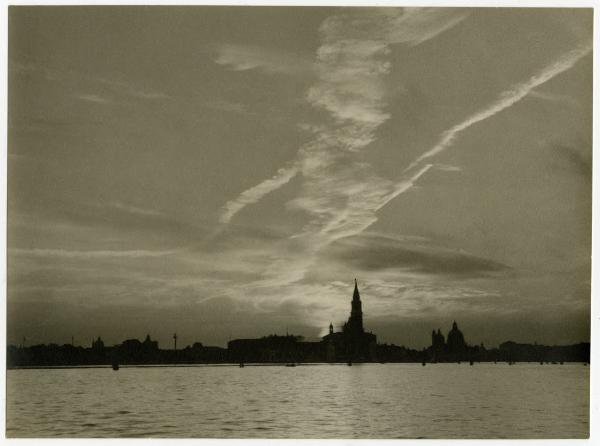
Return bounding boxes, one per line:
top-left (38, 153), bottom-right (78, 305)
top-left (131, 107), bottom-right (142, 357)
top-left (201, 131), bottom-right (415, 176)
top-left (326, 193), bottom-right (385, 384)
top-left (7, 361), bottom-right (589, 370)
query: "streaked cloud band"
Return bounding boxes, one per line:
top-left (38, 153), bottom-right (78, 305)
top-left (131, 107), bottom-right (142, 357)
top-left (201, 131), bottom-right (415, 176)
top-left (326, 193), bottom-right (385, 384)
top-left (405, 42), bottom-right (592, 171)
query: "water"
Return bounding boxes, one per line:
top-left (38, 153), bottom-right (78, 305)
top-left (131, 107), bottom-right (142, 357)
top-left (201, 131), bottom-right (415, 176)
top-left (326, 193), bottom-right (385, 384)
top-left (6, 363), bottom-right (589, 438)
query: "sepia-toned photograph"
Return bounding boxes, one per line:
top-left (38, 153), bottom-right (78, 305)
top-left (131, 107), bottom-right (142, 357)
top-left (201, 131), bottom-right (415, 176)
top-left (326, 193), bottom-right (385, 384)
top-left (4, 4), bottom-right (593, 439)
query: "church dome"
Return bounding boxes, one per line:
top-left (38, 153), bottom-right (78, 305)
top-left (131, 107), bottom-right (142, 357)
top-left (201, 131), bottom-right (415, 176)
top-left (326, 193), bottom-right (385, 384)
top-left (446, 321), bottom-right (466, 352)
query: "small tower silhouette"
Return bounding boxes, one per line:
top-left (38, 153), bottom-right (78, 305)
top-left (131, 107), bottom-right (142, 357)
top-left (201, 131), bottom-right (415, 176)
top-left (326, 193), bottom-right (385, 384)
top-left (329, 322), bottom-right (334, 335)
top-left (173, 333), bottom-right (178, 351)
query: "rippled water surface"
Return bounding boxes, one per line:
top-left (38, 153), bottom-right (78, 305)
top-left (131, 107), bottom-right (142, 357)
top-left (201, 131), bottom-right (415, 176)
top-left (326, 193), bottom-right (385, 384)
top-left (6, 363), bottom-right (589, 438)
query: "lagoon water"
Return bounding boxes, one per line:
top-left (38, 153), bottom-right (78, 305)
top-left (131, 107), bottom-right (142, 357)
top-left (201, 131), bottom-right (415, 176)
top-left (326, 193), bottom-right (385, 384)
top-left (6, 363), bottom-right (589, 438)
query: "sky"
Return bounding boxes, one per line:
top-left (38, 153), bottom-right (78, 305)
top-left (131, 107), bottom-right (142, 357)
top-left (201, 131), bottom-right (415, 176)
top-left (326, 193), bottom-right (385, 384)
top-left (7, 7), bottom-right (593, 349)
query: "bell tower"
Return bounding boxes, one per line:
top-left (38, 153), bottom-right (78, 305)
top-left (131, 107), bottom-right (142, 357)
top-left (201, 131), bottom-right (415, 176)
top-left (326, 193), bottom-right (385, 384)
top-left (347, 279), bottom-right (364, 334)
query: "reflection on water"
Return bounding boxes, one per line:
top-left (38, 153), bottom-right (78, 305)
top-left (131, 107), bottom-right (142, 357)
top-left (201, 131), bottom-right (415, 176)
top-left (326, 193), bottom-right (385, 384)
top-left (6, 363), bottom-right (589, 438)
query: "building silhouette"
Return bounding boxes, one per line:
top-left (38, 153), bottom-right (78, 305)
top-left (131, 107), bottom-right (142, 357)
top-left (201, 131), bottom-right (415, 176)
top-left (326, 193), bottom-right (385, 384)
top-left (427, 321), bottom-right (472, 361)
top-left (446, 321), bottom-right (467, 355)
top-left (322, 279), bottom-right (377, 362)
top-left (430, 329), bottom-right (445, 360)
top-left (226, 279), bottom-right (377, 363)
top-left (91, 336), bottom-right (105, 351)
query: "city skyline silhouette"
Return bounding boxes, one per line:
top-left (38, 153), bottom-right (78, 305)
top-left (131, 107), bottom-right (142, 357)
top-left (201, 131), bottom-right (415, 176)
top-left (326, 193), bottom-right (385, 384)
top-left (7, 279), bottom-right (590, 368)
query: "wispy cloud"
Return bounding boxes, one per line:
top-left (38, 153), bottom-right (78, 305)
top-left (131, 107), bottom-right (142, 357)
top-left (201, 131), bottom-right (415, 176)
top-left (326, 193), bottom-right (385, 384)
top-left (219, 166), bottom-right (299, 224)
top-left (10, 248), bottom-right (179, 259)
top-left (204, 99), bottom-right (249, 114)
top-left (319, 8), bottom-right (469, 47)
top-left (435, 164), bottom-right (462, 172)
top-left (373, 164), bottom-right (433, 216)
top-left (109, 202), bottom-right (164, 217)
top-left (405, 42), bottom-right (592, 171)
top-left (529, 89), bottom-right (580, 108)
top-left (12, 60), bottom-right (169, 102)
top-left (95, 76), bottom-right (169, 100)
top-left (77, 93), bottom-right (111, 104)
top-left (212, 44), bottom-right (313, 76)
